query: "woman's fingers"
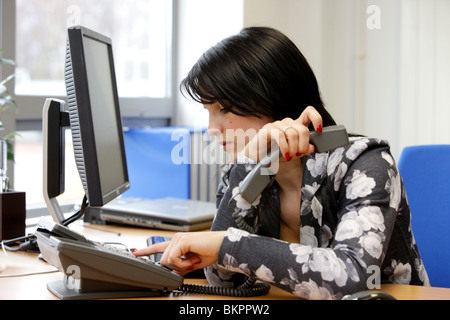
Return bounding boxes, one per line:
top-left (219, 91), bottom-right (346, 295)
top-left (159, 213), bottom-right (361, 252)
top-left (272, 118), bottom-right (311, 160)
top-left (273, 106), bottom-right (323, 160)
top-left (240, 106), bottom-right (324, 162)
top-left (134, 231), bottom-right (226, 276)
top-left (133, 241), bottom-right (169, 256)
top-left (297, 106), bottom-right (323, 133)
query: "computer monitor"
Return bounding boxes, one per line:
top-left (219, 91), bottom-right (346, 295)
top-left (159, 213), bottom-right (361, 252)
top-left (43, 26), bottom-right (130, 224)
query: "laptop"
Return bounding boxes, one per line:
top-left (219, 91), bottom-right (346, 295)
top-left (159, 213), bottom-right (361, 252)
top-left (84, 197), bottom-right (216, 231)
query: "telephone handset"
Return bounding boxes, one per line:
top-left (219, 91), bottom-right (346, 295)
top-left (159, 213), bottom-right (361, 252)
top-left (239, 125), bottom-right (349, 204)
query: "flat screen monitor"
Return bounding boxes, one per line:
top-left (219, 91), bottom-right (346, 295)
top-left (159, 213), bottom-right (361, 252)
top-left (65, 25), bottom-right (130, 208)
top-left (43, 26), bottom-right (131, 224)
top-left (43, 26), bottom-right (129, 224)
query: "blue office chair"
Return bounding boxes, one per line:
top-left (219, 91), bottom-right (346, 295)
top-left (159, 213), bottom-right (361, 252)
top-left (397, 145), bottom-right (450, 288)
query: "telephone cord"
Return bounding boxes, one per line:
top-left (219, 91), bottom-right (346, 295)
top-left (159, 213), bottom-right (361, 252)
top-left (177, 278), bottom-right (270, 297)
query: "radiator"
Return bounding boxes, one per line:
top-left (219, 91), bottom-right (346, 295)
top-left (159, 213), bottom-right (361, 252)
top-left (189, 131), bottom-right (227, 203)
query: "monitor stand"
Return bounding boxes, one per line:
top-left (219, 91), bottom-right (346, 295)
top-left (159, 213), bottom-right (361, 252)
top-left (42, 98), bottom-right (70, 223)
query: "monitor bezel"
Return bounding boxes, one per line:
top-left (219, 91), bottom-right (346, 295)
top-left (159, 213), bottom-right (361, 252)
top-left (65, 25), bottom-right (130, 207)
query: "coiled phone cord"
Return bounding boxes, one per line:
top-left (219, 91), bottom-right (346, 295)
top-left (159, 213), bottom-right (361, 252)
top-left (178, 277), bottom-right (270, 297)
top-left (232, 208), bottom-right (258, 234)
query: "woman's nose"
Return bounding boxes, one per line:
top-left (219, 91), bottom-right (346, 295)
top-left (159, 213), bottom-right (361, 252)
top-left (207, 126), bottom-right (221, 136)
top-left (207, 117), bottom-right (222, 137)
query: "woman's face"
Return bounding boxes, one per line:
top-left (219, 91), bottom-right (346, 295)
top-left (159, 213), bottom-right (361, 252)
top-left (204, 102), bottom-right (272, 161)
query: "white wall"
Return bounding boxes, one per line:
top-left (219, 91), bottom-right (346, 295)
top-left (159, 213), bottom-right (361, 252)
top-left (243, 0), bottom-right (450, 160)
top-left (174, 0), bottom-right (244, 128)
top-left (174, 0), bottom-right (450, 160)
top-left (397, 0), bottom-right (450, 152)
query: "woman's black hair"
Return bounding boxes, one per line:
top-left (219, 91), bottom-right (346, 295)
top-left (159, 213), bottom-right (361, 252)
top-left (181, 26), bottom-right (336, 127)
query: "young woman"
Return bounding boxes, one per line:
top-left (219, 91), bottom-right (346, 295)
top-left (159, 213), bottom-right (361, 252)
top-left (134, 27), bottom-right (430, 299)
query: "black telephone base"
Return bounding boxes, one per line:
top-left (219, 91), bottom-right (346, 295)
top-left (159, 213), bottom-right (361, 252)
top-left (47, 277), bottom-right (166, 300)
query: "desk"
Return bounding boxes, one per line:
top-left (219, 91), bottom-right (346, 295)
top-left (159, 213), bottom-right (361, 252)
top-left (1, 222), bottom-right (450, 300)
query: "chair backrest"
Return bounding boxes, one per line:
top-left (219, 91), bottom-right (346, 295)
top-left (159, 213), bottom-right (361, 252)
top-left (397, 145), bottom-right (450, 288)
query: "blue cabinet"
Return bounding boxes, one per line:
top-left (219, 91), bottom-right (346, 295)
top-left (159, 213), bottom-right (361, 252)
top-left (122, 127), bottom-right (223, 202)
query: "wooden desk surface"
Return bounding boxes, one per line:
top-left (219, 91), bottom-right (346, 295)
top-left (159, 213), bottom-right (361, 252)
top-left (1, 222), bottom-right (450, 300)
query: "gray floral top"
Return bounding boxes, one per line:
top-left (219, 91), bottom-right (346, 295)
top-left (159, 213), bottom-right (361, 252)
top-left (205, 137), bottom-right (430, 299)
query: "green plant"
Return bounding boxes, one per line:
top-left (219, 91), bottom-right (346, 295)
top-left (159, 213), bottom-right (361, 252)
top-left (0, 48), bottom-right (18, 162)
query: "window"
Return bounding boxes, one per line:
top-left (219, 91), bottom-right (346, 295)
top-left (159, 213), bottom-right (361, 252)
top-left (15, 0), bottom-right (173, 99)
top-left (6, 0), bottom-right (244, 213)
top-left (14, 130), bottom-right (84, 207)
top-left (11, 0), bottom-right (174, 210)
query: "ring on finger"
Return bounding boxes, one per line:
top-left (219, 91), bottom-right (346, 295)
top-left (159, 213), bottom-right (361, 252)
top-left (282, 125), bottom-right (294, 133)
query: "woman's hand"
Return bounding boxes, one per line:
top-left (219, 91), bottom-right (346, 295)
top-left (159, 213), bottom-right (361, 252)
top-left (241, 106), bottom-right (323, 162)
top-left (133, 231), bottom-right (227, 276)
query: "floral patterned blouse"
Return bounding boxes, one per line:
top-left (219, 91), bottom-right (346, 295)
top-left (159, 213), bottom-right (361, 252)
top-left (205, 136), bottom-right (430, 299)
